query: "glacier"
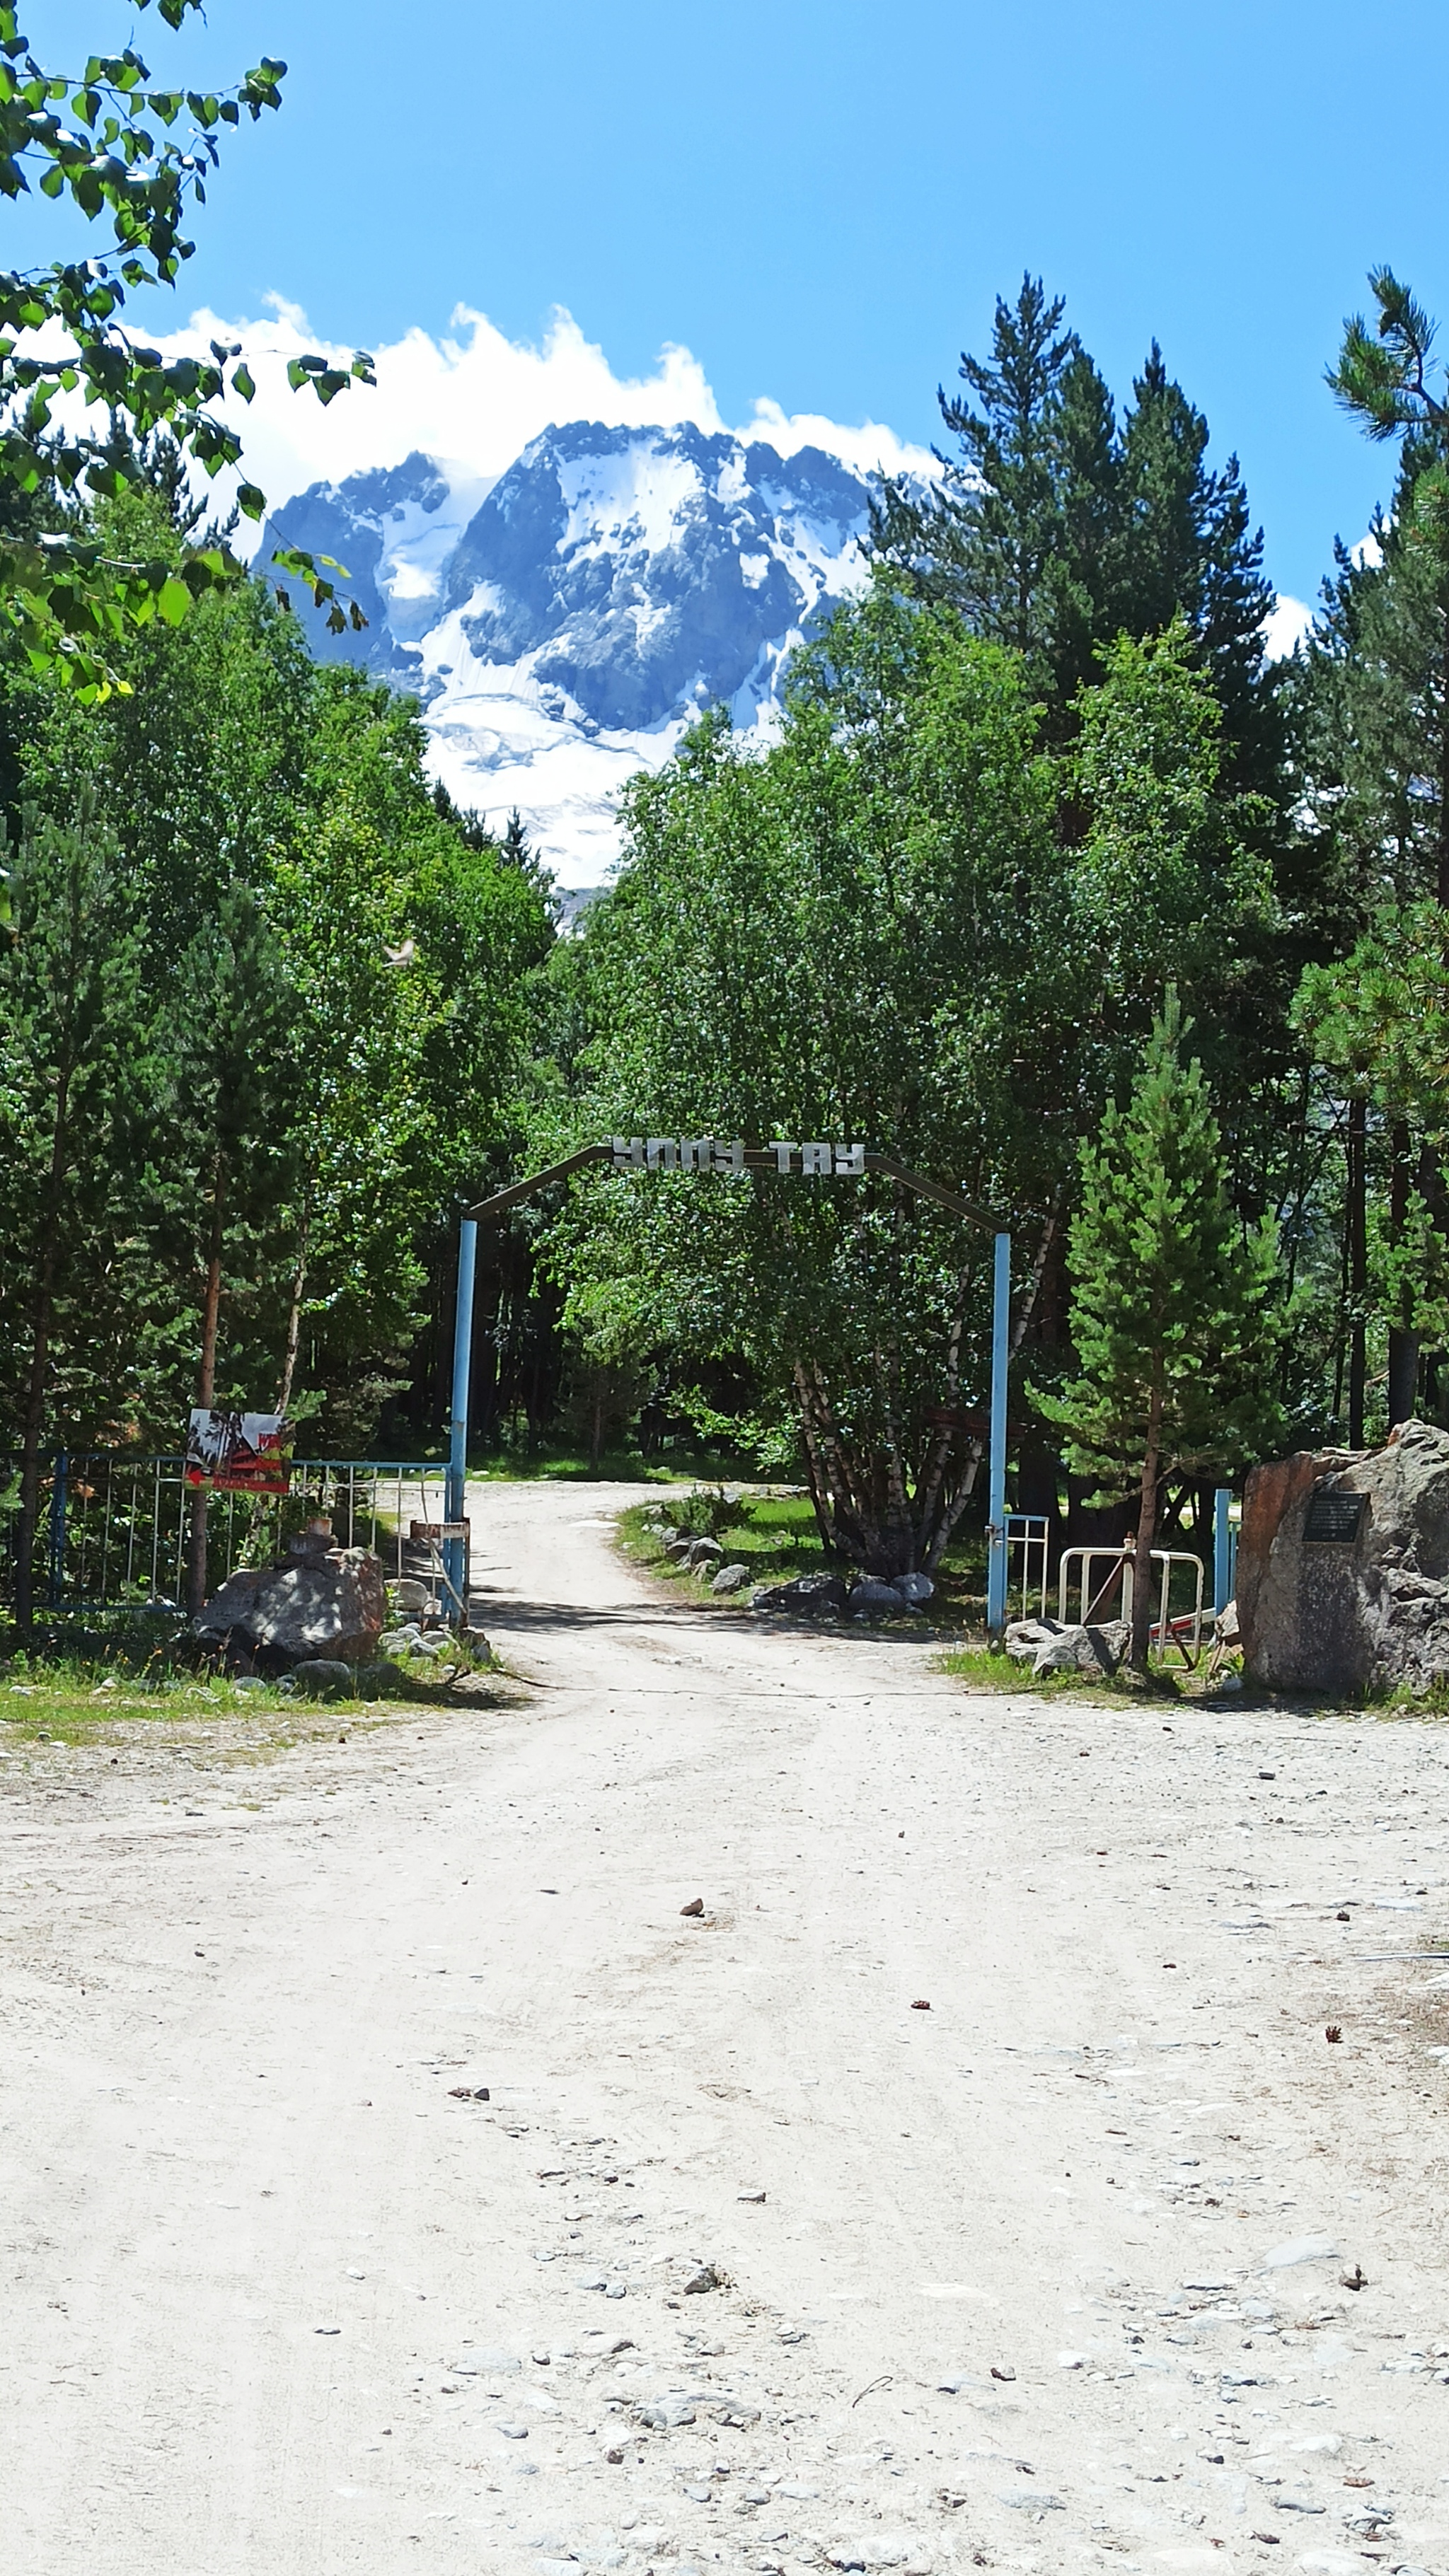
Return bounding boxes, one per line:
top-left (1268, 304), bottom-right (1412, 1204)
top-left (261, 419), bottom-right (885, 888)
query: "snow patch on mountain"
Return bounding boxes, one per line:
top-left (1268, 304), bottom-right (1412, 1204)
top-left (263, 418), bottom-right (897, 886)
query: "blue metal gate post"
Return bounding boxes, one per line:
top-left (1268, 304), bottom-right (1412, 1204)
top-left (445, 1219), bottom-right (478, 1625)
top-left (986, 1231), bottom-right (1010, 1637)
top-left (1213, 1486), bottom-right (1232, 1615)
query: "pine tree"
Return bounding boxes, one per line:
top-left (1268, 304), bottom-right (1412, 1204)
top-left (161, 886), bottom-right (300, 1611)
top-left (869, 275), bottom-right (1083, 692)
top-left (868, 284), bottom-right (1279, 781)
top-left (1116, 349), bottom-right (1277, 789)
top-left (1293, 272), bottom-right (1449, 1424)
top-left (0, 805), bottom-right (156, 1630)
top-left (1035, 992), bottom-right (1283, 1669)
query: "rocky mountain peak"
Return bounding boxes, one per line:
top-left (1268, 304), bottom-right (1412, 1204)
top-left (262, 419), bottom-right (890, 881)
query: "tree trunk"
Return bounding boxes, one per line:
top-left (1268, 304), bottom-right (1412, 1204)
top-left (1129, 1386), bottom-right (1163, 1673)
top-left (187, 1166), bottom-right (225, 1618)
top-left (13, 1054), bottom-right (74, 1635)
top-left (1387, 1121), bottom-right (1419, 1430)
top-left (275, 1191), bottom-right (311, 1416)
top-left (14, 1236), bottom-right (60, 1638)
top-left (1346, 1096), bottom-right (1366, 1448)
top-left (1438, 603), bottom-right (1449, 909)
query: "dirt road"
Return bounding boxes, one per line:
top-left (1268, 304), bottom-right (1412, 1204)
top-left (3, 1481), bottom-right (1449, 2576)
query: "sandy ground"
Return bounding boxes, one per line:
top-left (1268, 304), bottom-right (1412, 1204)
top-left (3, 1483), bottom-right (1449, 2576)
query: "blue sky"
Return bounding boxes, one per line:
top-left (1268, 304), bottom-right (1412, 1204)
top-left (20, 0), bottom-right (1449, 607)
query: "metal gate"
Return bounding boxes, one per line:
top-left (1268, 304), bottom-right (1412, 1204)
top-left (0, 1454), bottom-right (451, 1615)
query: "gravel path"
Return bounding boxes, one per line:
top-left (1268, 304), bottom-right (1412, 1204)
top-left (2, 1479), bottom-right (1449, 2575)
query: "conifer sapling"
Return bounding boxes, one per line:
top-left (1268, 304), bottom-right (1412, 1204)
top-left (1035, 991), bottom-right (1283, 1671)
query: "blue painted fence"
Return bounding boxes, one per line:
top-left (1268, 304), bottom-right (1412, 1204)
top-left (0, 1454), bottom-right (451, 1615)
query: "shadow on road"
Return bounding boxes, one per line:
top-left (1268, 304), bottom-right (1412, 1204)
top-left (475, 1593), bottom-right (944, 1647)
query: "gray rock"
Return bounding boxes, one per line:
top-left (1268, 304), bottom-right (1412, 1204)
top-left (1007, 1615), bottom-right (1128, 1677)
top-left (1239, 1417), bottom-right (1449, 1691)
top-left (291, 1659), bottom-right (354, 1698)
top-left (893, 1571), bottom-right (934, 1602)
top-left (197, 1536), bottom-right (386, 1666)
top-left (390, 1579), bottom-right (431, 1613)
top-left (232, 1673), bottom-right (267, 1693)
top-left (711, 1562), bottom-right (750, 1595)
top-left (685, 1536), bottom-right (724, 1567)
top-left (1262, 2233), bottom-right (1341, 2268)
top-left (637, 2394), bottom-right (696, 2427)
top-left (848, 1577), bottom-right (915, 1620)
top-left (752, 1573), bottom-right (848, 1618)
top-left (354, 1659), bottom-right (409, 1698)
top-left (451, 2348), bottom-right (520, 2373)
top-left (1037, 1619), bottom-right (1128, 1676)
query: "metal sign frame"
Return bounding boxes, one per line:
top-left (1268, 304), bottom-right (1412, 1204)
top-left (446, 1141), bottom-right (1013, 1633)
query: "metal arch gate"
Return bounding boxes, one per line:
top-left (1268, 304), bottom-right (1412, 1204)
top-left (445, 1135), bottom-right (1015, 1634)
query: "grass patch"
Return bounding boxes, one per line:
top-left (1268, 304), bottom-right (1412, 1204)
top-left (0, 1629), bottom-right (513, 1753)
top-left (616, 1487), bottom-right (989, 1625)
top-left (937, 1641), bottom-right (1206, 1698)
top-left (468, 1440), bottom-right (772, 1485)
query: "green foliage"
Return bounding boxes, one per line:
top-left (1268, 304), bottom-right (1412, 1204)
top-left (1037, 993), bottom-right (1283, 1491)
top-left (1068, 620), bottom-right (1274, 1063)
top-left (1034, 994), bottom-right (1283, 1659)
top-left (0, 487), bottom-right (555, 1482)
top-left (548, 597), bottom-right (1058, 1572)
top-left (869, 274), bottom-right (1279, 784)
top-left (541, 589), bottom-right (1268, 1570)
top-left (1295, 902), bottom-right (1449, 1129)
top-left (0, 2), bottom-right (374, 696)
top-left (1329, 267), bottom-right (1449, 444)
top-left (0, 801), bottom-right (159, 1617)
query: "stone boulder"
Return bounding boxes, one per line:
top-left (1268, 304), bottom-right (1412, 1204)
top-left (894, 1571), bottom-right (935, 1604)
top-left (291, 1659), bottom-right (354, 1700)
top-left (710, 1562), bottom-right (751, 1596)
top-left (1239, 1417), bottom-right (1449, 1693)
top-left (197, 1519), bottom-right (386, 1668)
top-left (752, 1571), bottom-right (848, 1618)
top-left (848, 1576), bottom-right (919, 1619)
top-left (1005, 1615), bottom-right (1128, 1679)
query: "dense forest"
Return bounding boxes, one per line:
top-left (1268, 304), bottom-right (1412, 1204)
top-left (2, 1), bottom-right (1447, 1598)
top-left (521, 274), bottom-right (1449, 1573)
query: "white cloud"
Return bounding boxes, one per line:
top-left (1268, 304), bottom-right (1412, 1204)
top-left (1263, 593), bottom-right (1314, 661)
top-left (149, 296), bottom-right (934, 540)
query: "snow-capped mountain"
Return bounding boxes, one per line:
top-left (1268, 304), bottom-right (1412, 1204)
top-left (262, 422), bottom-right (885, 885)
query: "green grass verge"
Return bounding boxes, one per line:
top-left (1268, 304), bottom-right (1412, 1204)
top-left (468, 1441), bottom-right (771, 1485)
top-left (0, 1628), bottom-right (507, 1747)
top-left (616, 1488), bottom-right (990, 1625)
top-left (937, 1642), bottom-right (1201, 1698)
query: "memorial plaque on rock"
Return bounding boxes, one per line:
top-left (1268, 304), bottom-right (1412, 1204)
top-left (1303, 1487), bottom-right (1366, 1545)
top-left (1240, 1423), bottom-right (1449, 1693)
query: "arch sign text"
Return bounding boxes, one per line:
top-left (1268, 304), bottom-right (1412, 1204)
top-left (611, 1136), bottom-right (867, 1176)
